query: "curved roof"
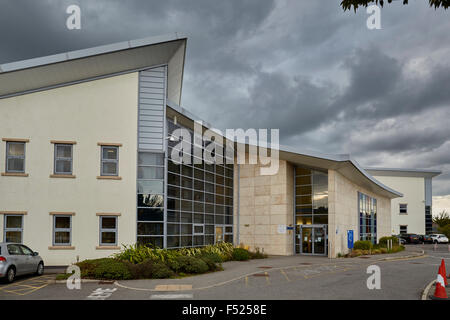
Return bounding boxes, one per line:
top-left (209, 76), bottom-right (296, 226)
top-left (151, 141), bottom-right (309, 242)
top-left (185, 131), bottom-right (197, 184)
top-left (0, 33), bottom-right (187, 105)
top-left (166, 100), bottom-right (403, 199)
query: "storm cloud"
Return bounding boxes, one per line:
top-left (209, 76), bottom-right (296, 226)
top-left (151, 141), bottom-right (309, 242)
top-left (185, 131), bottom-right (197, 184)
top-left (0, 0), bottom-right (449, 209)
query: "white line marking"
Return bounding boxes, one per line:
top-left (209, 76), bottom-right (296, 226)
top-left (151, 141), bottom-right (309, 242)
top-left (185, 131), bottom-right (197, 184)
top-left (150, 294), bottom-right (193, 300)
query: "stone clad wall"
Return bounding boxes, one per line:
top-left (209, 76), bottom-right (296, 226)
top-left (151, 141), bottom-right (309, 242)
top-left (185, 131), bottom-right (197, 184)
top-left (328, 170), bottom-right (391, 257)
top-left (234, 159), bottom-right (294, 255)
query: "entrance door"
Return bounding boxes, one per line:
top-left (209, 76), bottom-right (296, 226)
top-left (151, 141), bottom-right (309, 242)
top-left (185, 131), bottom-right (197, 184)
top-left (299, 225), bottom-right (327, 256)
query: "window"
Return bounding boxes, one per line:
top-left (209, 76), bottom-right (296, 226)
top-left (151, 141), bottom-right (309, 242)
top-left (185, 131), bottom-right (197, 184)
top-left (20, 245), bottom-right (33, 255)
top-left (54, 144), bottom-right (73, 175)
top-left (6, 142), bottom-right (25, 173)
top-left (399, 225), bottom-right (408, 234)
top-left (4, 215), bottom-right (23, 243)
top-left (193, 224), bottom-right (204, 235)
top-left (358, 192), bottom-right (377, 244)
top-left (7, 244), bottom-right (22, 255)
top-left (53, 215), bottom-right (72, 246)
top-left (101, 146), bottom-right (119, 176)
top-left (99, 216), bottom-right (118, 246)
top-left (399, 204), bottom-right (408, 215)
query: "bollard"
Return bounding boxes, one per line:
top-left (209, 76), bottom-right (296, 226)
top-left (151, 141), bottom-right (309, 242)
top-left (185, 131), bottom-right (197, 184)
top-left (434, 243), bottom-right (437, 251)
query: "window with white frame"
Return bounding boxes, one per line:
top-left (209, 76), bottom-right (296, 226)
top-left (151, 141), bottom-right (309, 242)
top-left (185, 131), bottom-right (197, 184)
top-left (4, 215), bottom-right (23, 243)
top-left (101, 146), bottom-right (119, 176)
top-left (193, 224), bottom-right (205, 235)
top-left (53, 215), bottom-right (72, 246)
top-left (399, 204), bottom-right (408, 215)
top-left (6, 142), bottom-right (25, 173)
top-left (99, 216), bottom-right (118, 246)
top-left (54, 144), bottom-right (73, 175)
top-left (399, 225), bottom-right (408, 234)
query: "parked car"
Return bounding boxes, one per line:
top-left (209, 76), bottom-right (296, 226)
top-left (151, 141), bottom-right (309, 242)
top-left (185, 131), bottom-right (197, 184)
top-left (429, 234), bottom-right (449, 244)
top-left (0, 243), bottom-right (44, 283)
top-left (393, 235), bottom-right (406, 245)
top-left (418, 234), bottom-right (434, 244)
top-left (399, 233), bottom-right (420, 244)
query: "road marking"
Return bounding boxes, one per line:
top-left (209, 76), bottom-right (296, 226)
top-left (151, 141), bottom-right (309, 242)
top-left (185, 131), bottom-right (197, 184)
top-left (265, 272), bottom-right (270, 285)
top-left (150, 294), bottom-right (193, 299)
top-left (280, 269), bottom-right (290, 282)
top-left (154, 284), bottom-right (192, 291)
top-left (87, 288), bottom-right (116, 300)
top-left (0, 275), bottom-right (53, 296)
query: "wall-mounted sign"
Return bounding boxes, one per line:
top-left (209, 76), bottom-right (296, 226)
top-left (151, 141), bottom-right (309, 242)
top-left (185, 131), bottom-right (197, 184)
top-left (277, 225), bottom-right (286, 234)
top-left (347, 230), bottom-right (354, 249)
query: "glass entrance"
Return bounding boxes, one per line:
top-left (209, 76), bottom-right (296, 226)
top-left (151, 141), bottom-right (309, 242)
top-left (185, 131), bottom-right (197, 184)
top-left (298, 225), bottom-right (327, 255)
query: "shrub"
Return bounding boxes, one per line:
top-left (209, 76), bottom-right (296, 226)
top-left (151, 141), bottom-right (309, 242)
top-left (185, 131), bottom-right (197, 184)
top-left (348, 249), bottom-right (363, 257)
top-left (388, 245), bottom-right (405, 253)
top-left (353, 240), bottom-right (373, 250)
top-left (249, 248), bottom-right (268, 259)
top-left (199, 255), bottom-right (222, 272)
top-left (127, 260), bottom-right (174, 279)
top-left (114, 244), bottom-right (182, 265)
top-left (372, 249), bottom-right (381, 254)
top-left (76, 258), bottom-right (132, 280)
top-left (171, 256), bottom-right (209, 274)
top-left (232, 248), bottom-right (250, 261)
top-left (379, 236), bottom-right (399, 248)
top-left (380, 248), bottom-right (388, 254)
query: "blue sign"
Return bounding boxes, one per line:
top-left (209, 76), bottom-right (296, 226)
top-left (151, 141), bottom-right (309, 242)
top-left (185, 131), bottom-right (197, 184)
top-left (347, 230), bottom-right (354, 249)
top-left (286, 226), bottom-right (294, 230)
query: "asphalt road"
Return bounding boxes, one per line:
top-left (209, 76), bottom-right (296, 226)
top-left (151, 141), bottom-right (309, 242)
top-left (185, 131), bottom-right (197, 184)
top-left (1, 244), bottom-right (449, 300)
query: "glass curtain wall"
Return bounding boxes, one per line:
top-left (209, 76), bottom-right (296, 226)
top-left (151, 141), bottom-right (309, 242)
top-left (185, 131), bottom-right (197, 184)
top-left (166, 120), bottom-right (234, 248)
top-left (358, 192), bottom-right (377, 244)
top-left (295, 168), bottom-right (328, 253)
top-left (137, 152), bottom-right (165, 247)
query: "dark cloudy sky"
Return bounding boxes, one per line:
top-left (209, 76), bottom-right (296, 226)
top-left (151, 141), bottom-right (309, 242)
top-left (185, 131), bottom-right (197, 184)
top-left (1, 0), bottom-right (449, 212)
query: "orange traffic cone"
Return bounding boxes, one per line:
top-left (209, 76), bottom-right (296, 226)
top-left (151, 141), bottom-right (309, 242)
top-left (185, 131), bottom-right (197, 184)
top-left (440, 259), bottom-right (449, 286)
top-left (430, 264), bottom-right (449, 300)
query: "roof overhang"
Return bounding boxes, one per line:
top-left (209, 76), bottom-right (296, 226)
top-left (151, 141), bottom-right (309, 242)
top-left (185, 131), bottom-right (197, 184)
top-left (0, 33), bottom-right (187, 104)
top-left (365, 168), bottom-right (442, 179)
top-left (166, 101), bottom-right (403, 199)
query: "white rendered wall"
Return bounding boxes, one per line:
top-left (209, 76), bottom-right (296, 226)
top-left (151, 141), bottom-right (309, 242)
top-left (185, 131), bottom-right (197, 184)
top-left (371, 175), bottom-right (425, 235)
top-left (0, 72), bottom-right (139, 265)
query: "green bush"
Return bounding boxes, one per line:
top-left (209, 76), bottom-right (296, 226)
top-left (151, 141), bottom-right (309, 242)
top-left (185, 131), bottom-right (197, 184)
top-left (353, 240), bottom-right (373, 250)
top-left (379, 236), bottom-right (399, 248)
top-left (388, 245), bottom-right (405, 253)
top-left (114, 243), bottom-right (235, 265)
top-left (249, 248), bottom-right (268, 259)
top-left (76, 258), bottom-right (132, 280)
top-left (171, 256), bottom-right (209, 274)
top-left (198, 252), bottom-right (223, 271)
top-left (127, 260), bottom-right (174, 279)
top-left (232, 248), bottom-right (250, 261)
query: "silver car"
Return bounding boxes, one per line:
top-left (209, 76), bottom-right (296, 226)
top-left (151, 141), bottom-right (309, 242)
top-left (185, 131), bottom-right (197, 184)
top-left (0, 243), bottom-right (44, 283)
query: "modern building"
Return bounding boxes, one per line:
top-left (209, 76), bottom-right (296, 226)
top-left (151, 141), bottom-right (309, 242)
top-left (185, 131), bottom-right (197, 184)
top-left (0, 34), bottom-right (411, 266)
top-left (365, 168), bottom-right (441, 235)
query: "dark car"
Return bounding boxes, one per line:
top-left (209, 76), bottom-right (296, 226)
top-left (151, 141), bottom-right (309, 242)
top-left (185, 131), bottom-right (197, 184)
top-left (400, 233), bottom-right (420, 244)
top-left (418, 235), bottom-right (434, 244)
